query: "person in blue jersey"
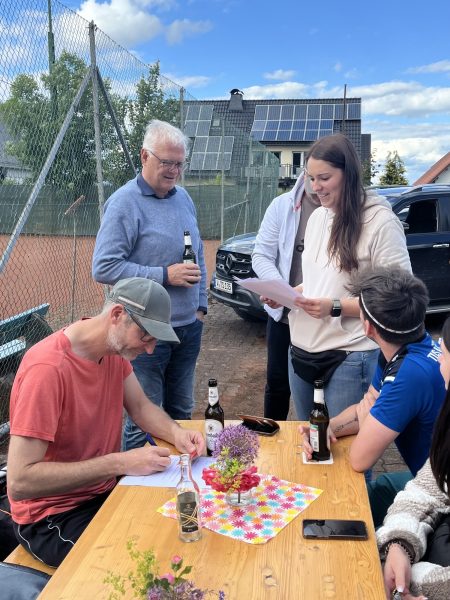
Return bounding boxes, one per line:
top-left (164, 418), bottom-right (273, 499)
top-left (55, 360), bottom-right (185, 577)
top-left (301, 267), bottom-right (446, 527)
top-left (92, 120), bottom-right (207, 449)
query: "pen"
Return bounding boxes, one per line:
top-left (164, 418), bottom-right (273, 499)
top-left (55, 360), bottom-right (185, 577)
top-left (145, 433), bottom-right (157, 446)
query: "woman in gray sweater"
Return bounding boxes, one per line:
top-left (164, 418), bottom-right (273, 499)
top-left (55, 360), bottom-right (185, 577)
top-left (377, 317), bottom-right (450, 599)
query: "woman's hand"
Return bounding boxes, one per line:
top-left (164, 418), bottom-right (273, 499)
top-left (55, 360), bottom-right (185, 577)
top-left (294, 296), bottom-right (333, 319)
top-left (383, 544), bottom-right (425, 600)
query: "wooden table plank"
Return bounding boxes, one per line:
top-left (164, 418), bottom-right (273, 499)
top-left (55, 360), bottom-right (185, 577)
top-left (38, 421), bottom-right (384, 599)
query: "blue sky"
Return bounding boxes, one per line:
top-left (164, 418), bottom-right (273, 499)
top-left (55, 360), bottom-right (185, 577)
top-left (25, 0), bottom-right (450, 182)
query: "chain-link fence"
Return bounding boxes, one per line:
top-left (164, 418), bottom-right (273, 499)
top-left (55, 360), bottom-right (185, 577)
top-left (0, 0), bottom-right (279, 432)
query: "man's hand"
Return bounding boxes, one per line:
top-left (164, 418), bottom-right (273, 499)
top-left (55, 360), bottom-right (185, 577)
top-left (173, 428), bottom-right (206, 460)
top-left (122, 446), bottom-right (171, 475)
top-left (167, 263), bottom-right (201, 287)
top-left (383, 544), bottom-right (426, 600)
top-left (260, 296), bottom-right (282, 309)
top-left (294, 296), bottom-right (333, 319)
top-left (298, 424), bottom-right (336, 461)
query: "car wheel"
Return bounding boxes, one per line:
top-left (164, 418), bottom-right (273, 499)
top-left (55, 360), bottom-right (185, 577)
top-left (233, 308), bottom-right (266, 322)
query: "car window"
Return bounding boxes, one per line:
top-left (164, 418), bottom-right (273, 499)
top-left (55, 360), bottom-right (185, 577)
top-left (402, 199), bottom-right (438, 234)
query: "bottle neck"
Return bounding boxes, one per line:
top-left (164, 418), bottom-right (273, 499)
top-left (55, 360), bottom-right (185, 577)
top-left (184, 234), bottom-right (192, 246)
top-left (313, 388), bottom-right (325, 405)
top-left (208, 388), bottom-right (218, 406)
top-left (179, 454), bottom-right (192, 479)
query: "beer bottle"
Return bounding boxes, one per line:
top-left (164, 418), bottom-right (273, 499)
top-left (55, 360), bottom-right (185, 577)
top-left (309, 379), bottom-right (330, 461)
top-left (183, 230), bottom-right (196, 264)
top-left (176, 454), bottom-right (202, 542)
top-left (205, 378), bottom-right (224, 456)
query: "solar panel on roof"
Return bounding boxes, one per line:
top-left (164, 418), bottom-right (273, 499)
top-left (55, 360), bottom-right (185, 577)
top-left (251, 102), bottom-right (361, 143)
top-left (183, 104), bottom-right (214, 137)
top-left (189, 136), bottom-right (234, 171)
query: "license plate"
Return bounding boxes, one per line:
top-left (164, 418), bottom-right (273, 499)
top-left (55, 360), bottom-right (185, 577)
top-left (214, 277), bottom-right (233, 294)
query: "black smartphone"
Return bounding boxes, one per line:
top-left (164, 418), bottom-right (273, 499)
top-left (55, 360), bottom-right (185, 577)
top-left (236, 414), bottom-right (280, 436)
top-left (302, 519), bottom-right (368, 540)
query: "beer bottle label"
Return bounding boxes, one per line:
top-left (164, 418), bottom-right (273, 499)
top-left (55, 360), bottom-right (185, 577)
top-left (177, 492), bottom-right (199, 533)
top-left (310, 423), bottom-right (320, 452)
top-left (205, 418), bottom-right (223, 452)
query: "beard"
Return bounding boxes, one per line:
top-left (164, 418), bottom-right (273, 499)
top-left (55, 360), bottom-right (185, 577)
top-left (106, 328), bottom-right (140, 361)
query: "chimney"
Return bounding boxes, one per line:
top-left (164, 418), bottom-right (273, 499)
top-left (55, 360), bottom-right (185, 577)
top-left (229, 88), bottom-right (244, 111)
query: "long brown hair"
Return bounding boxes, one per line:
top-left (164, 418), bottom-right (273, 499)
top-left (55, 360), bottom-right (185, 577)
top-left (430, 316), bottom-right (450, 494)
top-left (305, 134), bottom-right (366, 272)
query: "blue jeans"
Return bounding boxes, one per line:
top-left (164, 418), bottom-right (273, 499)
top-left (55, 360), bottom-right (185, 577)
top-left (123, 318), bottom-right (203, 450)
top-left (289, 348), bottom-right (379, 420)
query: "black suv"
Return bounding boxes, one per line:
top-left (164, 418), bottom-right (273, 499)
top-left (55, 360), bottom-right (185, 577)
top-left (210, 184), bottom-right (450, 321)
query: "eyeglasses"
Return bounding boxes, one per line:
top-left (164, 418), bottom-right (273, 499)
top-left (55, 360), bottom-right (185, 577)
top-left (147, 149), bottom-right (189, 172)
top-left (123, 307), bottom-right (155, 343)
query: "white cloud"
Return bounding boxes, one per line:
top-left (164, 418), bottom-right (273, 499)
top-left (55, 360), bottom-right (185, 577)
top-left (264, 69), bottom-right (296, 81)
top-left (243, 81), bottom-right (311, 99)
top-left (164, 73), bottom-right (211, 88)
top-left (334, 62), bottom-right (342, 73)
top-left (78, 0), bottom-right (163, 47)
top-left (77, 0), bottom-right (211, 47)
top-left (407, 60), bottom-right (450, 74)
top-left (165, 19), bottom-right (212, 45)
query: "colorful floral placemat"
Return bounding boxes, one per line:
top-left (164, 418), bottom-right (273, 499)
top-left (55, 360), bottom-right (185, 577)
top-left (157, 475), bottom-right (322, 544)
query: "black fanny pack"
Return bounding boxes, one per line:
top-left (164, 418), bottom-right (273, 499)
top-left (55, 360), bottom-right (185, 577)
top-left (290, 345), bottom-right (350, 384)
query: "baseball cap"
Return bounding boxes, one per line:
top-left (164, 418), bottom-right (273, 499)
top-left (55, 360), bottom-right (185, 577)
top-left (109, 277), bottom-right (180, 343)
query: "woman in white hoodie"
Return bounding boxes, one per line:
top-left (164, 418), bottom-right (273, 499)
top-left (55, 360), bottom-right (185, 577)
top-left (289, 134), bottom-right (411, 419)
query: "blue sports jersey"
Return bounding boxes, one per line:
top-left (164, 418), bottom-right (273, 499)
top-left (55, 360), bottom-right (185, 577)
top-left (370, 333), bottom-right (445, 475)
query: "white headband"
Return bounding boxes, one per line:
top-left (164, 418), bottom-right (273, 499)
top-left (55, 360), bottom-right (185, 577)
top-left (360, 291), bottom-right (422, 335)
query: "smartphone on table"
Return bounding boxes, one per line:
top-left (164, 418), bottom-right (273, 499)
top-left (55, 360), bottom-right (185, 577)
top-left (236, 414), bottom-right (280, 436)
top-left (302, 519), bottom-right (368, 540)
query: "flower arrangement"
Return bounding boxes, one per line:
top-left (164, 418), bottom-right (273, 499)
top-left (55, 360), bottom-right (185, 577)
top-left (202, 424), bottom-right (260, 501)
top-left (104, 539), bottom-right (224, 600)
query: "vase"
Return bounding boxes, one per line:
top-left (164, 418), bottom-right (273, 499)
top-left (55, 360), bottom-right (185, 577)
top-left (225, 487), bottom-right (253, 507)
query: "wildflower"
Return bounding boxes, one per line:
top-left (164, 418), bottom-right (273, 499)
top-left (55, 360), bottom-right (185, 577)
top-left (161, 572), bottom-right (175, 585)
top-left (105, 542), bottom-right (224, 599)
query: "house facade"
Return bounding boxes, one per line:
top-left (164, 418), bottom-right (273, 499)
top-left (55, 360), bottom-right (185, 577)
top-left (184, 90), bottom-right (369, 188)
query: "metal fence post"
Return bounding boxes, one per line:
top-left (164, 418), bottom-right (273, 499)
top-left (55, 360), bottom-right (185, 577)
top-left (89, 21), bottom-right (105, 221)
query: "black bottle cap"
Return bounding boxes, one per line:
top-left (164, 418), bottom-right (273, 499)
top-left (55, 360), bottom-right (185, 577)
top-left (314, 379), bottom-right (324, 389)
top-left (208, 378), bottom-right (217, 387)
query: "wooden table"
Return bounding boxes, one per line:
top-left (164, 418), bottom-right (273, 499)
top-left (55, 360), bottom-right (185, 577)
top-left (38, 421), bottom-right (385, 599)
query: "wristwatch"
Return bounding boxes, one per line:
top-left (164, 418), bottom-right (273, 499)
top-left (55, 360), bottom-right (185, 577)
top-left (330, 299), bottom-right (341, 317)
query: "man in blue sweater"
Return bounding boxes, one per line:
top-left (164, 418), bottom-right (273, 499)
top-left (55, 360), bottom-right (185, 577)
top-left (92, 120), bottom-right (207, 449)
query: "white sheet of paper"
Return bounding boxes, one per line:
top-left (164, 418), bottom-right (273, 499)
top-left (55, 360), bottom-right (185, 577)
top-left (234, 277), bottom-right (303, 309)
top-left (119, 455), bottom-right (215, 487)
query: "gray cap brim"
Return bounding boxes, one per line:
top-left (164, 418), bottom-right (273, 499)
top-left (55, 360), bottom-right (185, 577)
top-left (139, 315), bottom-right (180, 343)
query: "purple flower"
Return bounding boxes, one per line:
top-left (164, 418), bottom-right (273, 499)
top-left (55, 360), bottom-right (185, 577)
top-left (213, 424), bottom-right (259, 468)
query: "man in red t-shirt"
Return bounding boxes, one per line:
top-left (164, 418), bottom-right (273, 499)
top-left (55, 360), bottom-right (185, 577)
top-left (7, 277), bottom-right (205, 567)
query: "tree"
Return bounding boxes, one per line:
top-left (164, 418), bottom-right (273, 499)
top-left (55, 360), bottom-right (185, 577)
top-left (0, 56), bottom-right (180, 192)
top-left (362, 151), bottom-right (379, 186)
top-left (0, 51), bottom-right (120, 193)
top-left (106, 62), bottom-right (180, 188)
top-left (379, 151), bottom-right (408, 186)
